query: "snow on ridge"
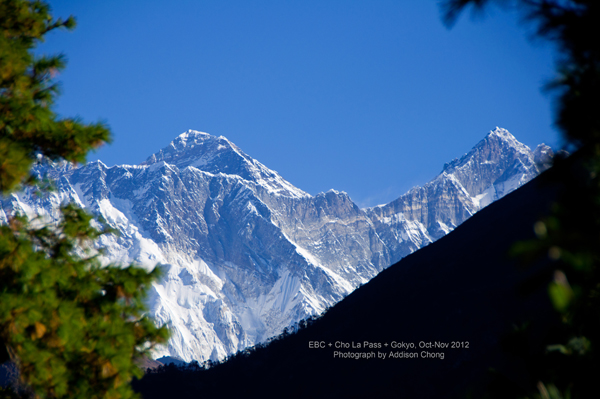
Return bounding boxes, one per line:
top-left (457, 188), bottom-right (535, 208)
top-left (437, 171), bottom-right (470, 196)
top-left (489, 126), bottom-right (513, 138)
top-left (486, 127), bottom-right (533, 159)
top-left (442, 127), bottom-right (531, 174)
top-left (146, 160), bottom-right (176, 174)
top-left (87, 159), bottom-right (107, 167)
top-left (111, 163), bottom-right (145, 170)
top-left (3, 127), bottom-right (552, 364)
top-left (177, 129), bottom-right (211, 142)
top-left (142, 130), bottom-right (310, 199)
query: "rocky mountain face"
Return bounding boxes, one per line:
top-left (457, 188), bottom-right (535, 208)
top-left (0, 127), bottom-right (552, 362)
top-left (366, 128), bottom-right (553, 259)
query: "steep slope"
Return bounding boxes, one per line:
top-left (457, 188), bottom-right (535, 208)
top-left (0, 128), bottom-right (552, 363)
top-left (135, 157), bottom-right (562, 399)
top-left (366, 127), bottom-right (551, 261)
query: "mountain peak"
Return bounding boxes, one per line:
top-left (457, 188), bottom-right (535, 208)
top-left (142, 130), bottom-right (308, 198)
top-left (482, 127), bottom-right (531, 154)
top-left (488, 126), bottom-right (513, 139)
top-left (442, 127), bottom-right (531, 173)
top-left (5, 126), bottom-right (551, 365)
top-left (437, 127), bottom-right (546, 199)
top-left (177, 129), bottom-right (211, 139)
top-left (142, 130), bottom-right (238, 169)
top-left (171, 130), bottom-right (237, 152)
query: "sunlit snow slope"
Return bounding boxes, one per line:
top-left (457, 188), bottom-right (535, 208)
top-left (0, 127), bottom-right (552, 362)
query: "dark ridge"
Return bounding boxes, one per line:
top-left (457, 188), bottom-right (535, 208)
top-left (134, 165), bottom-right (563, 398)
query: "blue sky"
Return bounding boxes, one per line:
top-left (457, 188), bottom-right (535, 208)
top-left (41, 0), bottom-right (558, 207)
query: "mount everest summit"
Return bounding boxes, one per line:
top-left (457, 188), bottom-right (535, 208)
top-left (0, 127), bottom-right (553, 363)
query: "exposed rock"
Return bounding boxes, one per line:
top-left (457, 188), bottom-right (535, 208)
top-left (1, 127), bottom-right (551, 362)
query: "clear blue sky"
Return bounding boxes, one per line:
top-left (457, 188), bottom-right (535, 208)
top-left (41, 0), bottom-right (558, 207)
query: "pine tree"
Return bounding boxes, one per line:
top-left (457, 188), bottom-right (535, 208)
top-left (0, 1), bottom-right (169, 398)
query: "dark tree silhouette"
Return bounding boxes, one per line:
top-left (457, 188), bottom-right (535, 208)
top-left (442, 1), bottom-right (600, 397)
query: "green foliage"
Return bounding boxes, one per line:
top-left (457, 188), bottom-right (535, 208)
top-left (0, 0), bottom-right (109, 194)
top-left (0, 1), bottom-right (169, 398)
top-left (440, 1), bottom-right (600, 398)
top-left (0, 207), bottom-right (169, 398)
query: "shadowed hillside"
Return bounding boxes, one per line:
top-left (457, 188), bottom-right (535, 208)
top-left (3, 129), bottom-right (550, 363)
top-left (134, 165), bottom-right (562, 398)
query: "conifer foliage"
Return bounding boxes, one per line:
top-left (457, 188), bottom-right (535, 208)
top-left (0, 1), bottom-right (169, 398)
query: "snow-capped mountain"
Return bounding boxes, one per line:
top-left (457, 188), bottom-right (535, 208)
top-left (0, 127), bottom-right (552, 362)
top-left (366, 128), bottom-right (552, 260)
